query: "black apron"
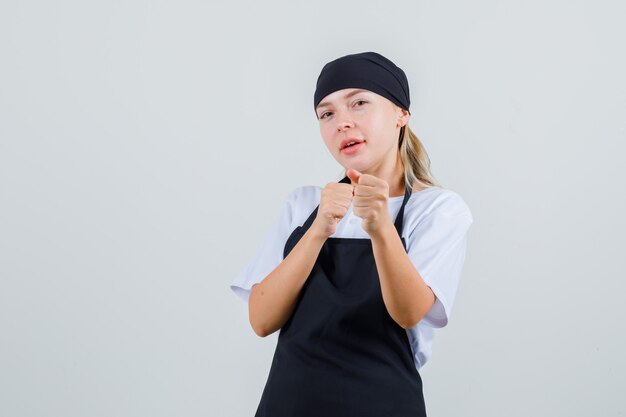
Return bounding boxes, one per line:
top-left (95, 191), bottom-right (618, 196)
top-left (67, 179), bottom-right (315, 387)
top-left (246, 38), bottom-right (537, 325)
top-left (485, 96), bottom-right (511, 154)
top-left (255, 175), bottom-right (426, 417)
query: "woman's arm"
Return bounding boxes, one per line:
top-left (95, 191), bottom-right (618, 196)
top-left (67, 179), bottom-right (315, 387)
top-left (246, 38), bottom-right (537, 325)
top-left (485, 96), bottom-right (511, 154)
top-left (248, 227), bottom-right (327, 337)
top-left (370, 218), bottom-right (436, 329)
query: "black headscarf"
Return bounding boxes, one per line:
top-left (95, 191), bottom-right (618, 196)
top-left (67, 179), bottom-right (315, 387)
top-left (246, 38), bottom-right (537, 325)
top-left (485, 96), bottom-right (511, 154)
top-left (313, 51), bottom-right (411, 116)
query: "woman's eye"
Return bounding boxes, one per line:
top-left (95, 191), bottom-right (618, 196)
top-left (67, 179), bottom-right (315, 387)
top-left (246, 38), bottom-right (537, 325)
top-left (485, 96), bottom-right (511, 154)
top-left (354, 100), bottom-right (367, 107)
top-left (320, 112), bottom-right (332, 119)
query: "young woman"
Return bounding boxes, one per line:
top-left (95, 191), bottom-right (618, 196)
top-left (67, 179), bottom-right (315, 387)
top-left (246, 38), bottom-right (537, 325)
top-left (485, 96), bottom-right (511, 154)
top-left (230, 51), bottom-right (474, 416)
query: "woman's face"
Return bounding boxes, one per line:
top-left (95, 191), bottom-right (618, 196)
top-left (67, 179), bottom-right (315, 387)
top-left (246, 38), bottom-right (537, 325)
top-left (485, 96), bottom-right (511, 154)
top-left (315, 88), bottom-right (409, 174)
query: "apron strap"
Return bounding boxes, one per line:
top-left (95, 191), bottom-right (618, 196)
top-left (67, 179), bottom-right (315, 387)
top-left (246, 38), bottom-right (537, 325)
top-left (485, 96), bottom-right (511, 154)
top-left (301, 175), bottom-right (413, 239)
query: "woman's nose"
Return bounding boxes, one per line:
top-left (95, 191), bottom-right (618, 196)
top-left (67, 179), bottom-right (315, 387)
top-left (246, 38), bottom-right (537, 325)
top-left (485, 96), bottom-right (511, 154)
top-left (336, 115), bottom-right (354, 131)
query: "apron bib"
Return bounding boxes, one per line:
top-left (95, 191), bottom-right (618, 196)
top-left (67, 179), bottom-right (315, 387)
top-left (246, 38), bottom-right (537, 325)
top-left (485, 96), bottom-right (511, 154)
top-left (255, 176), bottom-right (426, 417)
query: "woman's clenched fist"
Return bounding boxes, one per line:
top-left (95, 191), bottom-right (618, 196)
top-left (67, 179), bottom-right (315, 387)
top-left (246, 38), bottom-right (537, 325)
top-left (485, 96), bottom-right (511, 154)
top-left (310, 181), bottom-right (355, 239)
top-left (346, 168), bottom-right (393, 236)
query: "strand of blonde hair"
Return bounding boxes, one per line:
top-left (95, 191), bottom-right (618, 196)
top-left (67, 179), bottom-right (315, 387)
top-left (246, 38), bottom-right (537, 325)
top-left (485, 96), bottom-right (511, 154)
top-left (399, 125), bottom-right (442, 189)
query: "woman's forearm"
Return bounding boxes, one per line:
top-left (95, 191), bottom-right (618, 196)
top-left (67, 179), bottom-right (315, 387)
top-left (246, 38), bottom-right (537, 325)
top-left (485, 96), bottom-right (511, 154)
top-left (248, 228), bottom-right (327, 337)
top-left (370, 218), bottom-right (436, 329)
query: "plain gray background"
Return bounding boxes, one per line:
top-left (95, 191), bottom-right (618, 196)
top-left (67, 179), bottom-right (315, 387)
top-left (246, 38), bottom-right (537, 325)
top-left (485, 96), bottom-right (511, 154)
top-left (1, 0), bottom-right (624, 416)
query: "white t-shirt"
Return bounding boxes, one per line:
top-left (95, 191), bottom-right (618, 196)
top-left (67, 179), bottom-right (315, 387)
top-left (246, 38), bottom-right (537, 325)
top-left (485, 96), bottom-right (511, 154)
top-left (230, 183), bottom-right (474, 371)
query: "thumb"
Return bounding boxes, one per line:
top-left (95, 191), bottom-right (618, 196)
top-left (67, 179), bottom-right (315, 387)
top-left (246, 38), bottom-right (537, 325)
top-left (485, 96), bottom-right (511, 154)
top-left (346, 168), bottom-right (361, 184)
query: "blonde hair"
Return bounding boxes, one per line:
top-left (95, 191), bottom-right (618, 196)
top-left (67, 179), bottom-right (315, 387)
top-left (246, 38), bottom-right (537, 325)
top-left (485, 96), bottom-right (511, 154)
top-left (398, 124), bottom-right (443, 189)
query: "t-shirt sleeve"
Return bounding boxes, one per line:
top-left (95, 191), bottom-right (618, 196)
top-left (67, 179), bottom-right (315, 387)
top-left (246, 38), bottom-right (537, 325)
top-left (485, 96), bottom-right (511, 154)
top-left (406, 194), bottom-right (474, 328)
top-left (229, 188), bottom-right (298, 303)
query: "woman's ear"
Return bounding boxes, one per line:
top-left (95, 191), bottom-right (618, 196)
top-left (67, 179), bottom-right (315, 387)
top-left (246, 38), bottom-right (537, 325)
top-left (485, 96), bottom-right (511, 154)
top-left (397, 107), bottom-right (410, 127)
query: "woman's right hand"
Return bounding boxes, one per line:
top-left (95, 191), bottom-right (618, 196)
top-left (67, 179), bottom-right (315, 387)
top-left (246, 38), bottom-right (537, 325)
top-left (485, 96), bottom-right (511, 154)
top-left (310, 181), bottom-right (355, 239)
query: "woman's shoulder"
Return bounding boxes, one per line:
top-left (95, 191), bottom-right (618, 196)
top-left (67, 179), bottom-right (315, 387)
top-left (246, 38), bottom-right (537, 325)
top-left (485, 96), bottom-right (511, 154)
top-left (406, 185), bottom-right (473, 221)
top-left (285, 184), bottom-right (322, 205)
top-left (281, 185), bottom-right (323, 229)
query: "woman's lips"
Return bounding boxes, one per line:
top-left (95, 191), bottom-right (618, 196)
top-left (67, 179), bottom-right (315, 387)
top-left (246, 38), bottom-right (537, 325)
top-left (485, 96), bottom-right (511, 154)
top-left (341, 142), bottom-right (364, 155)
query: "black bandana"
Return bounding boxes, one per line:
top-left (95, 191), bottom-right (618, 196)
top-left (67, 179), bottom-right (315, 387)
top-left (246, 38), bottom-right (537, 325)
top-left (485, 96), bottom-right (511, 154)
top-left (313, 51), bottom-right (411, 116)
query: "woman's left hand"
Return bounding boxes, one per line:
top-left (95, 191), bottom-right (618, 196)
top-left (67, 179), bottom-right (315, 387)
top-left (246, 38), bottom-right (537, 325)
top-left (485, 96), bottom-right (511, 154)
top-left (346, 168), bottom-right (393, 237)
